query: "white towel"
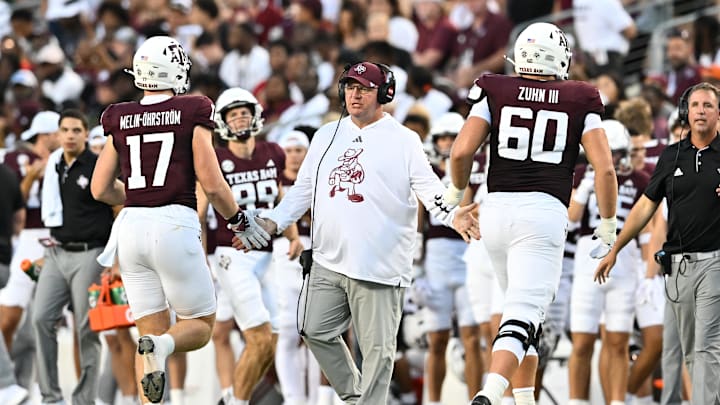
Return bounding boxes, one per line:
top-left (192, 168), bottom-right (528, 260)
top-left (97, 208), bottom-right (127, 267)
top-left (41, 148), bottom-right (64, 227)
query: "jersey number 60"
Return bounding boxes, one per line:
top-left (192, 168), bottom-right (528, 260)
top-left (497, 106), bottom-right (569, 164)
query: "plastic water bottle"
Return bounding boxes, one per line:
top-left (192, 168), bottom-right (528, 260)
top-left (20, 259), bottom-right (41, 281)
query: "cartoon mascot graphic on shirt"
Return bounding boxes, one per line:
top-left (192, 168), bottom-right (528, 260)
top-left (329, 148), bottom-right (365, 203)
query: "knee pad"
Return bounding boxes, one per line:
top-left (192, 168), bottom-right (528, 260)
top-left (492, 319), bottom-right (543, 362)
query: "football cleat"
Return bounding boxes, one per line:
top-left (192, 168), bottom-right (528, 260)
top-left (138, 336), bottom-right (167, 403)
top-left (471, 394), bottom-right (492, 405)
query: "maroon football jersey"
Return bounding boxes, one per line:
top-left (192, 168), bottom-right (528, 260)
top-left (579, 169), bottom-right (649, 236)
top-left (278, 172), bottom-right (311, 237)
top-left (3, 150), bottom-right (43, 228)
top-left (101, 95), bottom-right (215, 209)
top-left (213, 141), bottom-right (286, 250)
top-left (468, 152), bottom-right (487, 195)
top-left (643, 139), bottom-right (666, 168)
top-left (477, 74), bottom-right (604, 206)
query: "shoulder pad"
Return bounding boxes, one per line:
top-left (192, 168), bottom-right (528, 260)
top-left (466, 83), bottom-right (486, 105)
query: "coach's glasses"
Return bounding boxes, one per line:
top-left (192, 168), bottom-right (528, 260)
top-left (344, 83), bottom-right (376, 95)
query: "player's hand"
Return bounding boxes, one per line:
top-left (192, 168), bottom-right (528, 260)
top-left (591, 216), bottom-right (617, 258)
top-left (594, 251), bottom-right (617, 284)
top-left (227, 209), bottom-right (271, 251)
top-left (451, 203), bottom-right (480, 243)
top-left (287, 238), bottom-right (304, 261)
top-left (637, 277), bottom-right (654, 307)
top-left (638, 276), bottom-right (664, 310)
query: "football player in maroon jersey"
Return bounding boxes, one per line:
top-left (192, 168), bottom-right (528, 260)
top-left (446, 23), bottom-right (619, 405)
top-left (91, 36), bottom-right (270, 404)
top-left (421, 112), bottom-right (485, 403)
top-left (197, 87), bottom-right (303, 405)
top-left (567, 120), bottom-right (651, 405)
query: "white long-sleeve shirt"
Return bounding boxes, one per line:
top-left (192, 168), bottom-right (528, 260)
top-left (265, 113), bottom-right (448, 287)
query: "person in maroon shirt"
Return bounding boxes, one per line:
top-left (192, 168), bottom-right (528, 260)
top-left (421, 112), bottom-right (486, 403)
top-left (567, 120), bottom-right (651, 405)
top-left (91, 36), bottom-right (270, 404)
top-left (197, 87), bottom-right (303, 405)
top-left (449, 0), bottom-right (513, 88)
top-left (446, 23), bottom-right (618, 405)
top-left (413, 0), bottom-right (457, 70)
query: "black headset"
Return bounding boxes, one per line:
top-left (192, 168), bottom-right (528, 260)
top-left (337, 62), bottom-right (396, 105)
top-left (678, 85), bottom-right (694, 126)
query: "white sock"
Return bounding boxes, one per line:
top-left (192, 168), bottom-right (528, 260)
top-left (610, 401), bottom-right (626, 405)
top-left (170, 388), bottom-right (184, 405)
top-left (400, 391), bottom-right (417, 404)
top-left (567, 400), bottom-right (590, 405)
top-left (634, 395), bottom-right (653, 404)
top-left (501, 397), bottom-right (516, 405)
top-left (120, 395), bottom-right (139, 405)
top-left (512, 387), bottom-right (535, 405)
top-left (95, 400), bottom-right (111, 405)
top-left (476, 373), bottom-right (509, 404)
top-left (158, 333), bottom-right (176, 355)
top-left (232, 398), bottom-right (249, 405)
top-left (317, 385), bottom-right (336, 405)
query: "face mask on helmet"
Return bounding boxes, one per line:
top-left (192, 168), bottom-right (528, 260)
top-left (601, 119), bottom-right (633, 174)
top-left (510, 22), bottom-right (571, 80)
top-left (215, 87), bottom-right (264, 141)
top-left (127, 36), bottom-right (192, 94)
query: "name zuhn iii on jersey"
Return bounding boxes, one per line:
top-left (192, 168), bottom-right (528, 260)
top-left (224, 168), bottom-right (278, 185)
top-left (119, 109), bottom-right (182, 130)
top-left (517, 86), bottom-right (559, 104)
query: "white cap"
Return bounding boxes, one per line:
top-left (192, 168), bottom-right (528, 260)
top-left (169, 0), bottom-right (192, 13)
top-left (36, 43), bottom-right (65, 65)
top-left (9, 69), bottom-right (38, 88)
top-left (89, 125), bottom-right (107, 147)
top-left (279, 130), bottom-right (310, 149)
top-left (21, 111), bottom-right (60, 141)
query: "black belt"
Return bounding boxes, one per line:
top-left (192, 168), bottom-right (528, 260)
top-left (59, 241), bottom-right (105, 252)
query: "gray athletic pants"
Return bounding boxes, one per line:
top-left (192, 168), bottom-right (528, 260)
top-left (660, 296), bottom-right (683, 405)
top-left (32, 246), bottom-right (103, 404)
top-left (668, 254), bottom-right (720, 404)
top-left (299, 264), bottom-right (404, 405)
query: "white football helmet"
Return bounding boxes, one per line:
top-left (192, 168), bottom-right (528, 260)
top-left (215, 87), bottom-right (264, 141)
top-left (129, 36), bottom-right (191, 94)
top-left (512, 22), bottom-right (571, 80)
top-left (601, 119), bottom-right (632, 174)
top-left (430, 112), bottom-right (465, 159)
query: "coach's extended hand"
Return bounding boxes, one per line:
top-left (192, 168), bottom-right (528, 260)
top-left (451, 202), bottom-right (480, 243)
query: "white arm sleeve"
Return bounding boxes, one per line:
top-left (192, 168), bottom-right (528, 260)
top-left (582, 113), bottom-right (603, 135)
top-left (467, 98), bottom-right (491, 124)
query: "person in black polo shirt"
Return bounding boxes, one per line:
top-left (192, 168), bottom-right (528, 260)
top-left (31, 109), bottom-right (114, 405)
top-left (595, 82), bottom-right (720, 403)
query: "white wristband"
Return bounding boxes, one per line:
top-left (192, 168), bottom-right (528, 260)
top-left (443, 183), bottom-right (465, 206)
